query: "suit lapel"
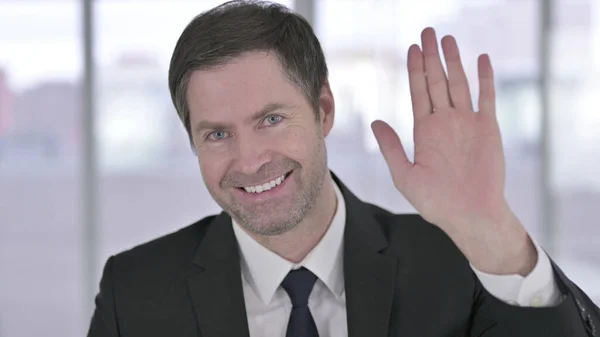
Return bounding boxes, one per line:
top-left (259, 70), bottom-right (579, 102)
top-left (187, 212), bottom-right (250, 337)
top-left (334, 175), bottom-right (398, 337)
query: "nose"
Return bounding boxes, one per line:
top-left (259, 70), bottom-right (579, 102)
top-left (232, 133), bottom-right (272, 176)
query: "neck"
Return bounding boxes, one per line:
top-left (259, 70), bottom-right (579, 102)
top-left (252, 172), bottom-right (338, 263)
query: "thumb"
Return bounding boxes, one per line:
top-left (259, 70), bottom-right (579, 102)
top-left (371, 120), bottom-right (412, 191)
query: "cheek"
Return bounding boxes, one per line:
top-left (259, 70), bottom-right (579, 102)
top-left (198, 152), bottom-right (230, 187)
top-left (274, 126), bottom-right (319, 160)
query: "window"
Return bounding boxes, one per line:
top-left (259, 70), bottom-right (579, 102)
top-left (0, 1), bottom-right (84, 336)
top-left (551, 0), bottom-right (600, 302)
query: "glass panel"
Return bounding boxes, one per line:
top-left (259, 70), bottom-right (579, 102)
top-left (0, 1), bottom-right (84, 336)
top-left (552, 0), bottom-right (600, 304)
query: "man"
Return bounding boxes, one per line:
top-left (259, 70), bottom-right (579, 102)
top-left (88, 1), bottom-right (599, 336)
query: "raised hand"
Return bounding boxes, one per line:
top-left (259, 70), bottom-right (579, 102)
top-left (371, 27), bottom-right (537, 275)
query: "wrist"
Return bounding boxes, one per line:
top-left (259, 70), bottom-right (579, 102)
top-left (451, 210), bottom-right (538, 276)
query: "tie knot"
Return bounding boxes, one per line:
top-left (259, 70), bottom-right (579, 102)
top-left (281, 267), bottom-right (318, 307)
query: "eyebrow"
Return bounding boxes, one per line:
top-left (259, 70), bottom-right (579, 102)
top-left (193, 102), bottom-right (293, 133)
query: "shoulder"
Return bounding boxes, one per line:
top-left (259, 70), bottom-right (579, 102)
top-left (365, 202), bottom-right (471, 268)
top-left (364, 203), bottom-right (476, 299)
top-left (366, 203), bottom-right (450, 241)
top-left (107, 215), bottom-right (217, 281)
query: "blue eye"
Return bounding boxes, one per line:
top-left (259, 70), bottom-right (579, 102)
top-left (207, 130), bottom-right (229, 141)
top-left (264, 115), bottom-right (283, 125)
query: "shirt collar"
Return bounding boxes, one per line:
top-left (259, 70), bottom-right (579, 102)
top-left (232, 179), bottom-right (346, 305)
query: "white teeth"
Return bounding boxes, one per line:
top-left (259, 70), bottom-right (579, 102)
top-left (242, 173), bottom-right (287, 193)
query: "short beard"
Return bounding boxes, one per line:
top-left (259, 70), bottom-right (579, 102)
top-left (228, 146), bottom-right (327, 236)
top-left (212, 123), bottom-right (328, 237)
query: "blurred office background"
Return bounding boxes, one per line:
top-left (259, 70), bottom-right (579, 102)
top-left (0, 0), bottom-right (599, 335)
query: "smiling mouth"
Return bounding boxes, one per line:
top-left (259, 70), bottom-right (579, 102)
top-left (237, 170), bottom-right (293, 194)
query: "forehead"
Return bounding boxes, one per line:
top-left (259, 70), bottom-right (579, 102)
top-left (186, 51), bottom-right (305, 121)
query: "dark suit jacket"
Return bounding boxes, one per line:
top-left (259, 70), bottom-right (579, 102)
top-left (88, 175), bottom-right (599, 337)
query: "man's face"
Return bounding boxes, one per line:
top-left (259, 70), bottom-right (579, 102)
top-left (187, 52), bottom-right (334, 236)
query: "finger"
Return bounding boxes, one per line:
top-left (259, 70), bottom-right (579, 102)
top-left (421, 27), bottom-right (452, 110)
top-left (441, 35), bottom-right (473, 111)
top-left (477, 54), bottom-right (496, 114)
top-left (407, 44), bottom-right (433, 121)
top-left (371, 120), bottom-right (412, 191)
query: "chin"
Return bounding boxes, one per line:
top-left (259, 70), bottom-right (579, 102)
top-left (237, 212), bottom-right (302, 236)
top-left (250, 223), bottom-right (297, 236)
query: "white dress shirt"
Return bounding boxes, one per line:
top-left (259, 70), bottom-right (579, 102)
top-left (232, 181), bottom-right (560, 337)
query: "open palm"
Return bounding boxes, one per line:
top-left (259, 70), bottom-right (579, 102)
top-left (372, 28), bottom-right (508, 236)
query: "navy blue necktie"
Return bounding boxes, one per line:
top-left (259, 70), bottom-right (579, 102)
top-left (281, 267), bottom-right (320, 337)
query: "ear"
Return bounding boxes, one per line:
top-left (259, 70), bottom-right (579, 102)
top-left (318, 79), bottom-right (335, 137)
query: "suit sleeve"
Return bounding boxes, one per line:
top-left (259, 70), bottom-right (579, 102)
top-left (469, 261), bottom-right (599, 337)
top-left (88, 256), bottom-right (121, 337)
